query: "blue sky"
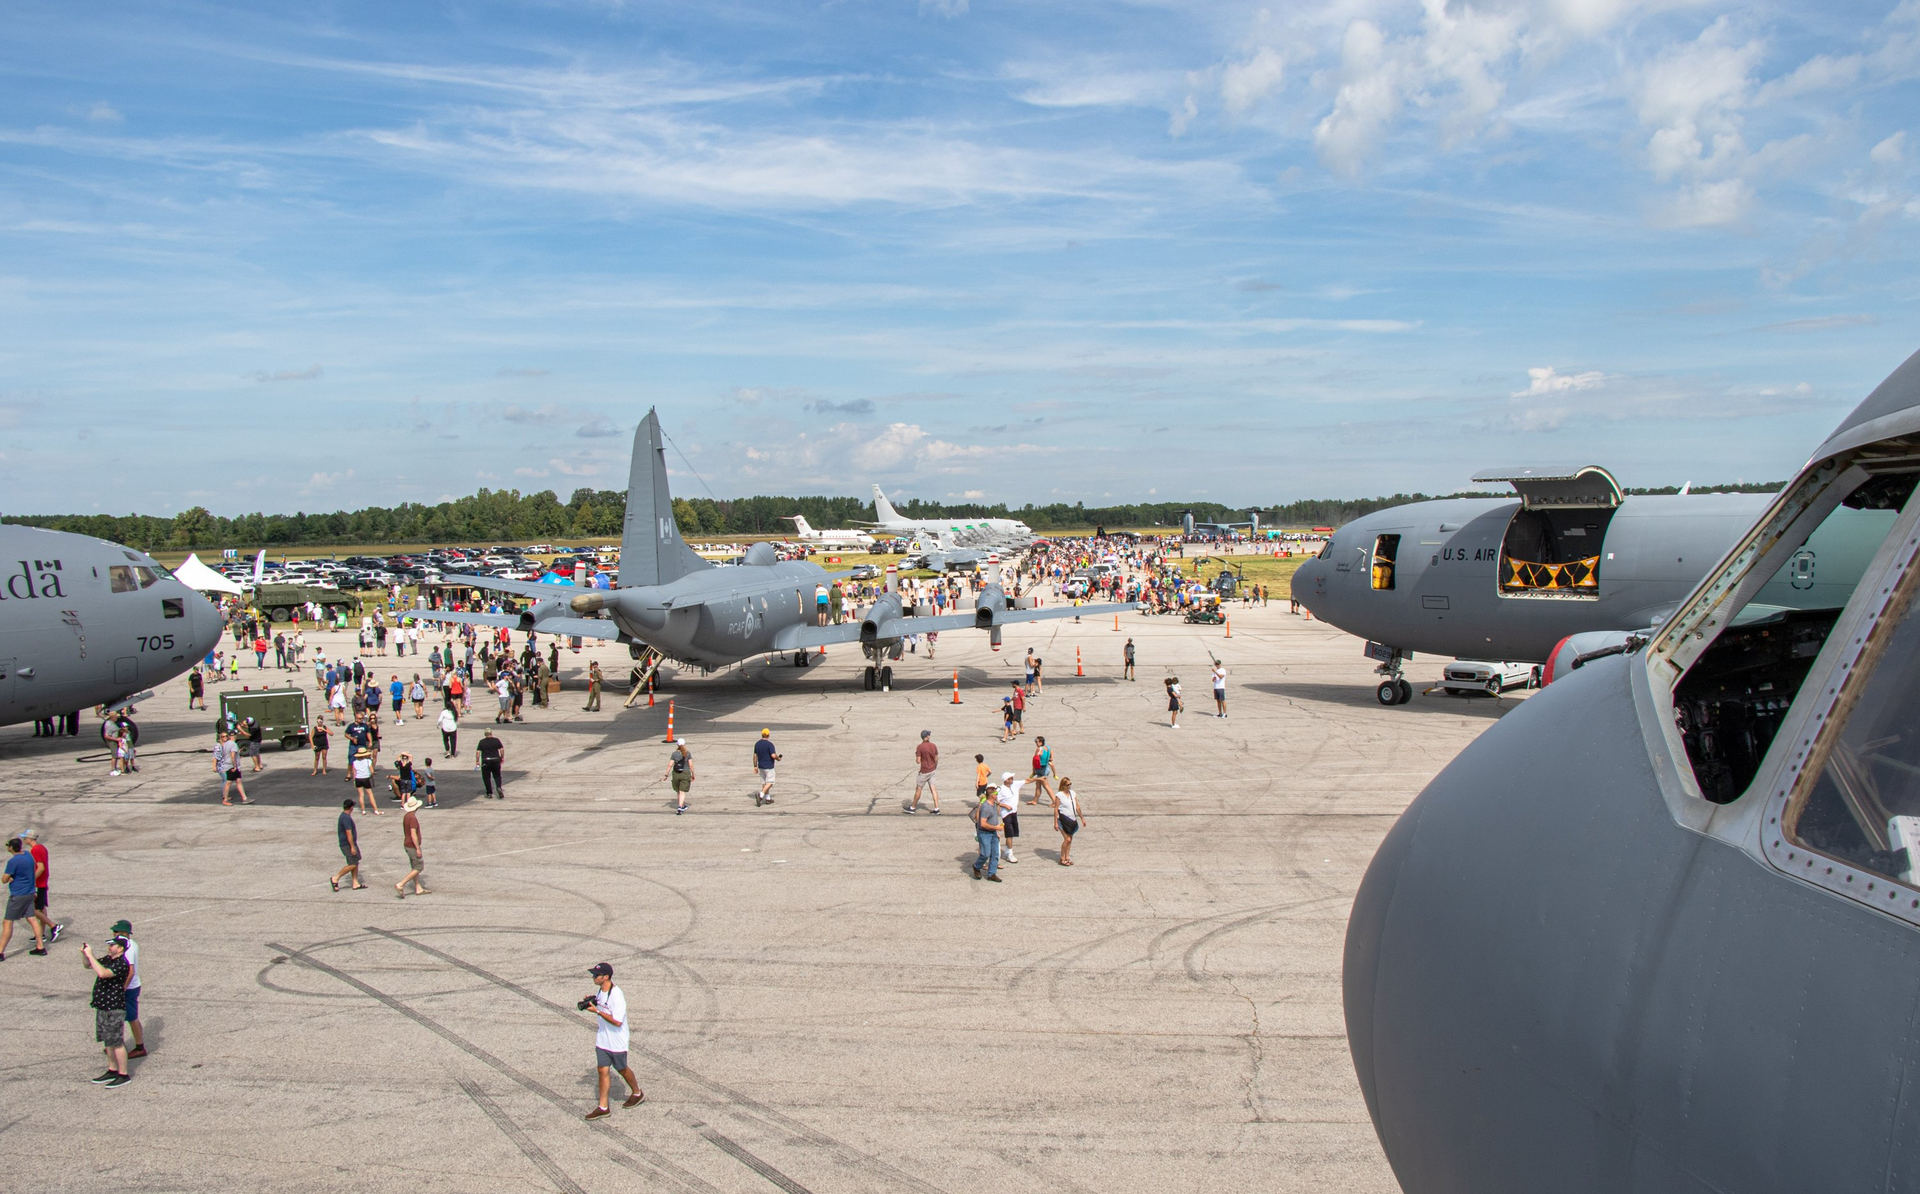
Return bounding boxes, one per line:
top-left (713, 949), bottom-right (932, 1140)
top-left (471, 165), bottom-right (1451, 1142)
top-left (2, 0), bottom-right (1916, 516)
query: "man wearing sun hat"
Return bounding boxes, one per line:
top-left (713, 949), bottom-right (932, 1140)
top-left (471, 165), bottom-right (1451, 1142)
top-left (394, 796), bottom-right (430, 899)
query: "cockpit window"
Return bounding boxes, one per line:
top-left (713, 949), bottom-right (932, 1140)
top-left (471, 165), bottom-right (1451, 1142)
top-left (134, 566), bottom-right (159, 589)
top-left (1317, 541), bottom-right (1332, 560)
top-left (1371, 535), bottom-right (1399, 591)
top-left (1669, 445), bottom-right (1920, 804)
top-left (108, 565), bottom-right (139, 593)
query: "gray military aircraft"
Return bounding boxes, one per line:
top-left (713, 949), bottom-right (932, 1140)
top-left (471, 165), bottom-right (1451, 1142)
top-left (1289, 467), bottom-right (1774, 704)
top-left (1344, 348), bottom-right (1920, 1194)
top-left (413, 411), bottom-right (1131, 691)
top-left (0, 526), bottom-right (226, 729)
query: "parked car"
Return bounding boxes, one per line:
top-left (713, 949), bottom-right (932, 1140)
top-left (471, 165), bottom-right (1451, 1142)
top-left (1439, 660), bottom-right (1541, 696)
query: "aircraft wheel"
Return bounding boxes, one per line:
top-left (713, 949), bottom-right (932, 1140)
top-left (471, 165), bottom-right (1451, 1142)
top-left (879, 666), bottom-right (893, 690)
top-left (1376, 681), bottom-right (1400, 706)
top-left (1396, 679), bottom-right (1414, 704)
top-left (863, 666), bottom-right (876, 691)
top-left (794, 652), bottom-right (809, 668)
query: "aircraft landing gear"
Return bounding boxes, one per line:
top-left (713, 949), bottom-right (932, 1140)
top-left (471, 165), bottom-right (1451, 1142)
top-left (1369, 644), bottom-right (1414, 706)
top-left (864, 666), bottom-right (877, 691)
top-left (1375, 678), bottom-right (1413, 706)
top-left (879, 665), bottom-right (893, 690)
top-left (793, 652), bottom-right (810, 668)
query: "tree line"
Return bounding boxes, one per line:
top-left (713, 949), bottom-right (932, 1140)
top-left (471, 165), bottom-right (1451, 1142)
top-left (2, 480), bottom-right (1784, 550)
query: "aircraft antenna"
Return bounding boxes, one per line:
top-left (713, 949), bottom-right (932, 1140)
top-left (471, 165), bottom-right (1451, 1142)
top-left (660, 427), bottom-right (722, 504)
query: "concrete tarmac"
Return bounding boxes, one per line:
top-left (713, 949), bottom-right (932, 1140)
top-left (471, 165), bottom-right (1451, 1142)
top-left (0, 603), bottom-right (1516, 1192)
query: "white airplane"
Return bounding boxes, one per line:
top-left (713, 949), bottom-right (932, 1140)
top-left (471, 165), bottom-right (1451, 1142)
top-left (857, 485), bottom-right (1032, 538)
top-left (780, 516), bottom-right (874, 549)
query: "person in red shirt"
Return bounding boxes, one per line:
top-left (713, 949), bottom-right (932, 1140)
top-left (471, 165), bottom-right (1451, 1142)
top-left (23, 830), bottom-right (60, 944)
top-left (908, 730), bottom-right (940, 814)
top-left (253, 635), bottom-right (268, 669)
top-left (1009, 682), bottom-right (1026, 738)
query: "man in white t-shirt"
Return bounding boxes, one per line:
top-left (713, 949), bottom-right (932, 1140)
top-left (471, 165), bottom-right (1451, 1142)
top-left (582, 962), bottom-right (643, 1120)
top-left (111, 917), bottom-right (147, 1058)
top-left (995, 773), bottom-right (1022, 865)
top-left (1211, 661), bottom-right (1228, 718)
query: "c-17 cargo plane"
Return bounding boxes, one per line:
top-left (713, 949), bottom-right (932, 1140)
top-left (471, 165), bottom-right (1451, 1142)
top-left (1289, 466), bottom-right (1777, 703)
top-left (0, 526), bottom-right (226, 729)
top-left (413, 412), bottom-right (1131, 691)
top-left (1345, 348), bottom-right (1920, 1194)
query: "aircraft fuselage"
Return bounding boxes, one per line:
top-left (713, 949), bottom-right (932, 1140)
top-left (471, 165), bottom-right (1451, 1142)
top-left (1291, 493), bottom-right (1770, 661)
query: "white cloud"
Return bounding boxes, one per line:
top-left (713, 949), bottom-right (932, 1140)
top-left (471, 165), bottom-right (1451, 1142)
top-left (1513, 366), bottom-right (1607, 396)
top-left (250, 364), bottom-right (323, 382)
top-left (920, 0), bottom-right (967, 16)
top-left (1872, 130), bottom-right (1906, 164)
top-left (1169, 93), bottom-right (1198, 137)
top-left (1315, 21), bottom-right (1401, 180)
top-left (87, 101), bottom-right (122, 123)
top-left (1221, 46), bottom-right (1286, 115)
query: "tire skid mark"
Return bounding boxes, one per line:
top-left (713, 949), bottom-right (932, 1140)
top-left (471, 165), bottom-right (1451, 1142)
top-left (670, 1111), bottom-right (816, 1194)
top-left (371, 927), bottom-right (952, 1194)
top-left (458, 1076), bottom-right (590, 1194)
top-left (265, 941), bottom-right (722, 1194)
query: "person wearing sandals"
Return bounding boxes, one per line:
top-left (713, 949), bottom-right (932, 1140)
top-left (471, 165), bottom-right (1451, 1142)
top-left (1053, 777), bottom-right (1084, 866)
top-left (394, 797), bottom-right (429, 898)
top-left (214, 733), bottom-right (252, 806)
top-left (331, 800), bottom-right (365, 892)
top-left (310, 721), bottom-right (331, 776)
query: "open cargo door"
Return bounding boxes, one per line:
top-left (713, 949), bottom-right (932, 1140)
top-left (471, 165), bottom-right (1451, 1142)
top-left (1472, 465), bottom-right (1623, 599)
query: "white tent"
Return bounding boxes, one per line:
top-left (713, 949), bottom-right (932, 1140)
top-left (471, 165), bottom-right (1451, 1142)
top-left (174, 553), bottom-right (244, 595)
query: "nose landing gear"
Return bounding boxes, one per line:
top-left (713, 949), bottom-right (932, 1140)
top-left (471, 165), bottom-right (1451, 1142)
top-left (1368, 642), bottom-right (1414, 706)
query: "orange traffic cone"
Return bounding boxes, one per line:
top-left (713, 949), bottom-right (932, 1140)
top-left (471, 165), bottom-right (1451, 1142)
top-left (1225, 617), bottom-right (1232, 638)
top-left (662, 699), bottom-right (675, 743)
top-left (1075, 646), bottom-right (1084, 676)
top-left (951, 671), bottom-right (962, 704)
top-left (1113, 613), bottom-right (1119, 631)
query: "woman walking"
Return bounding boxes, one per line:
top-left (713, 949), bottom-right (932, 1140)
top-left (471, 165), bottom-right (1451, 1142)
top-left (1165, 676), bottom-right (1182, 729)
top-left (310, 721), bottom-right (331, 775)
top-left (1053, 777), bottom-right (1084, 866)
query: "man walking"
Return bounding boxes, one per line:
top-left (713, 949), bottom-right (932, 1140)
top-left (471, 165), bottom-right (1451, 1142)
top-left (104, 918), bottom-right (150, 1057)
top-left (907, 729), bottom-right (940, 814)
top-left (995, 772), bottom-right (1023, 864)
top-left (753, 729), bottom-right (779, 807)
top-left (83, 936), bottom-right (133, 1087)
top-left (22, 830), bottom-right (62, 946)
top-left (395, 796), bottom-right (429, 898)
top-left (1, 837), bottom-right (45, 958)
top-left (476, 729), bottom-right (505, 798)
top-left (1123, 637), bottom-right (1136, 681)
top-left (332, 799), bottom-right (365, 891)
top-left (584, 661), bottom-right (602, 711)
top-left (582, 961), bottom-right (644, 1119)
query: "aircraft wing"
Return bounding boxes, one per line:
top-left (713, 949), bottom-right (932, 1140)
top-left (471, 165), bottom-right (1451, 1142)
top-left (769, 602), bottom-right (1137, 651)
top-left (439, 572), bottom-right (580, 599)
top-left (409, 608), bottom-right (623, 640)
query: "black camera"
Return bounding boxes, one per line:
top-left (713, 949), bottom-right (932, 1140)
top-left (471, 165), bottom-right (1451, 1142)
top-left (577, 996), bottom-right (597, 1012)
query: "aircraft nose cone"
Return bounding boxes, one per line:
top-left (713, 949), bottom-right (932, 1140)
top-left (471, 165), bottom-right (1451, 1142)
top-left (189, 589), bottom-right (224, 656)
top-left (1343, 796), bottom-right (1423, 1138)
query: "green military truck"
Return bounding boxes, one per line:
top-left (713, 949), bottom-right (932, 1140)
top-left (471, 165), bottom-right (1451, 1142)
top-left (218, 687), bottom-right (312, 751)
top-left (251, 582), bottom-right (350, 624)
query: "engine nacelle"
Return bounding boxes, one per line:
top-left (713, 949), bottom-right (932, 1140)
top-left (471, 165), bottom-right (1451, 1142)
top-left (862, 592), bottom-right (904, 644)
top-left (975, 584), bottom-right (1006, 628)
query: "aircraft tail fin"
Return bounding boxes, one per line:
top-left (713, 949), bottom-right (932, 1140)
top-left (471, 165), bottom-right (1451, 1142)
top-left (872, 484), bottom-right (902, 525)
top-left (619, 410), bottom-right (711, 589)
top-left (785, 515), bottom-right (814, 537)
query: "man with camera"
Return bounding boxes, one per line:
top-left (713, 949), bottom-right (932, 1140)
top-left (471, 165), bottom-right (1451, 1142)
top-left (581, 961), bottom-right (643, 1119)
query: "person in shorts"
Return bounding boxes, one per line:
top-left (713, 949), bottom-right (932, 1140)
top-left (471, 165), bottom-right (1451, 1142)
top-left (214, 732), bottom-right (252, 805)
top-left (995, 772), bottom-right (1022, 864)
top-left (752, 730), bottom-right (779, 807)
top-left (351, 748), bottom-right (381, 815)
top-left (395, 797), bottom-right (429, 898)
top-left (23, 829), bottom-right (62, 946)
top-left (582, 961), bottom-right (643, 1119)
top-left (311, 721), bottom-right (331, 775)
top-left (907, 730), bottom-right (939, 814)
top-left (83, 936), bottom-right (132, 1086)
top-left (665, 744), bottom-right (694, 814)
top-left (1052, 777), bottom-right (1084, 866)
top-left (974, 753), bottom-right (991, 799)
top-left (110, 919), bottom-right (147, 1057)
top-left (332, 800), bottom-right (365, 891)
top-left (0, 837), bottom-right (44, 958)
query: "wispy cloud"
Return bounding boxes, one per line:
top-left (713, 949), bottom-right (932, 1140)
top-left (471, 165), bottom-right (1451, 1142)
top-left (1761, 313), bottom-right (1879, 333)
top-left (251, 365), bottom-right (323, 383)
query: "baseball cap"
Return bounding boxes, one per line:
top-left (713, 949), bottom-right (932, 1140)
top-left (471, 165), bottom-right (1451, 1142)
top-left (761, 728), bottom-right (771, 737)
top-left (109, 935), bottom-right (130, 949)
top-left (18, 828), bottom-right (36, 840)
top-left (1003, 772), bottom-right (1015, 781)
top-left (110, 919), bottom-right (132, 934)
top-left (588, 962), bottom-right (614, 978)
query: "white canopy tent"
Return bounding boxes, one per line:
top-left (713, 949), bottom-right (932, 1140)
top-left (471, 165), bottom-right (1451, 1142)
top-left (174, 553), bottom-right (244, 595)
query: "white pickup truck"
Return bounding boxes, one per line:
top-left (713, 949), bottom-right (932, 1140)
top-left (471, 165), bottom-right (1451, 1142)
top-left (1440, 660), bottom-right (1542, 696)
